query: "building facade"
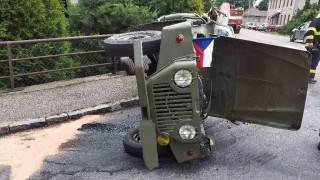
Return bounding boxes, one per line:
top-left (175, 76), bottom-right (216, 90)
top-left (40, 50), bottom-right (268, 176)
top-left (267, 0), bottom-right (318, 25)
top-left (243, 8), bottom-right (267, 26)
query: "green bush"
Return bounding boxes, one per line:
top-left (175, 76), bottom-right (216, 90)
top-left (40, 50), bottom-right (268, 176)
top-left (68, 0), bottom-right (213, 36)
top-left (68, 0), bottom-right (156, 34)
top-left (134, 0), bottom-right (211, 17)
top-left (0, 0), bottom-right (73, 89)
top-left (0, 0), bottom-right (68, 40)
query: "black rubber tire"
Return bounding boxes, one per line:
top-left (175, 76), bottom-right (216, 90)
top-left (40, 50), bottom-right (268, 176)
top-left (123, 128), bottom-right (170, 158)
top-left (290, 33), bottom-right (295, 42)
top-left (104, 31), bottom-right (161, 57)
top-left (234, 29), bottom-right (240, 34)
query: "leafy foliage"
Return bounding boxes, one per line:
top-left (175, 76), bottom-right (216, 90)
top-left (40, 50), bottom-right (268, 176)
top-left (192, 0), bottom-right (205, 15)
top-left (0, 0), bottom-right (73, 89)
top-left (214, 0), bottom-right (256, 9)
top-left (0, 0), bottom-right (67, 40)
top-left (131, 0), bottom-right (212, 17)
top-left (256, 0), bottom-right (268, 11)
top-left (279, 2), bottom-right (320, 35)
top-left (203, 0), bottom-right (214, 11)
top-left (68, 0), bottom-right (156, 34)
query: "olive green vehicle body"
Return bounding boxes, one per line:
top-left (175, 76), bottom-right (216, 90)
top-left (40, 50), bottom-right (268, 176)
top-left (131, 15), bottom-right (311, 170)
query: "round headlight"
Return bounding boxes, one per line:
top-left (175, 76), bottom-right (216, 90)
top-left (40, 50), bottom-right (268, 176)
top-left (174, 70), bottom-right (192, 87)
top-left (179, 125), bottom-right (196, 140)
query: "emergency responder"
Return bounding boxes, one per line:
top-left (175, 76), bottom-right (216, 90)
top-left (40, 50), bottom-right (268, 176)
top-left (305, 13), bottom-right (320, 84)
top-left (318, 127), bottom-right (320, 150)
top-left (318, 134), bottom-right (320, 150)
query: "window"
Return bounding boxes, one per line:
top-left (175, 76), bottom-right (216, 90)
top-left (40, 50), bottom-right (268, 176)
top-left (291, 0), bottom-right (293, 6)
top-left (273, 0), bottom-right (276, 9)
top-left (272, 0), bottom-right (274, 9)
top-left (279, 0), bottom-right (281, 8)
top-left (283, 0), bottom-right (286, 7)
top-left (284, 15), bottom-right (286, 24)
top-left (279, 15), bottom-right (282, 25)
top-left (287, 0), bottom-right (289, 6)
top-left (275, 0), bottom-right (278, 9)
top-left (287, 15), bottom-right (290, 22)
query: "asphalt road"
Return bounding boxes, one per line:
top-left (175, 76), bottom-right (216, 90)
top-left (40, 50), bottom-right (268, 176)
top-left (236, 29), bottom-right (305, 50)
top-left (1, 29), bottom-right (320, 180)
top-left (28, 100), bottom-right (320, 180)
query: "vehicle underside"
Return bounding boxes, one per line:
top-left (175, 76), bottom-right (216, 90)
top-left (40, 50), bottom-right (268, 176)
top-left (104, 13), bottom-right (311, 170)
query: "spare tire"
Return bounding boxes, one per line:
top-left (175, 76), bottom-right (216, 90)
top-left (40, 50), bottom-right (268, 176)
top-left (123, 128), bottom-right (170, 158)
top-left (104, 31), bottom-right (161, 57)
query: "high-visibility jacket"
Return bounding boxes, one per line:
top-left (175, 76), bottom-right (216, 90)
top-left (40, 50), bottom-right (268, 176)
top-left (305, 17), bottom-right (320, 78)
top-left (305, 17), bottom-right (320, 46)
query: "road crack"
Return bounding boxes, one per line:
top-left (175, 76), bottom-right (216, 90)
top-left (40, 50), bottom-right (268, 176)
top-left (44, 159), bottom-right (74, 166)
top-left (36, 164), bottom-right (133, 179)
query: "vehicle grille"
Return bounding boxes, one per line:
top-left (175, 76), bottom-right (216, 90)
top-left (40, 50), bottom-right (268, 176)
top-left (153, 84), bottom-right (193, 132)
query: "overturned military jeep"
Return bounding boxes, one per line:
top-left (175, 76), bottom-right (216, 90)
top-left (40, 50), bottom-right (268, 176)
top-left (104, 13), bottom-right (311, 169)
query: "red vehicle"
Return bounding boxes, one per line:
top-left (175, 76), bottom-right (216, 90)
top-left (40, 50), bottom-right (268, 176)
top-left (265, 24), bottom-right (282, 32)
top-left (220, 3), bottom-right (243, 34)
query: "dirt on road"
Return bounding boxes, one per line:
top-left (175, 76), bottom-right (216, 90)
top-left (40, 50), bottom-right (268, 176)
top-left (0, 115), bottom-right (102, 180)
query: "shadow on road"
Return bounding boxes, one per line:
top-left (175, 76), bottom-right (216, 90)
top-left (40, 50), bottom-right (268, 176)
top-left (0, 165), bottom-right (11, 180)
top-left (29, 106), bottom-right (320, 179)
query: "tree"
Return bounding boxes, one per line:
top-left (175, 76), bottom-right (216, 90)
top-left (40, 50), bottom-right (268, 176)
top-left (68, 0), bottom-right (156, 34)
top-left (304, 0), bottom-right (311, 10)
top-left (133, 0), bottom-right (211, 17)
top-left (192, 0), bottom-right (205, 15)
top-left (0, 0), bottom-right (74, 89)
top-left (256, 0), bottom-right (268, 11)
top-left (214, 0), bottom-right (256, 9)
top-left (0, 0), bottom-right (68, 41)
top-left (203, 0), bottom-right (214, 11)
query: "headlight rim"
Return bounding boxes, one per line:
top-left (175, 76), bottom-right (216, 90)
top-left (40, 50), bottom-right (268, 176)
top-left (179, 124), bottom-right (197, 140)
top-left (173, 69), bottom-right (193, 88)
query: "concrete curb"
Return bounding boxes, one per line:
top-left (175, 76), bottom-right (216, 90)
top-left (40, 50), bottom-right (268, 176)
top-left (0, 97), bottom-right (139, 136)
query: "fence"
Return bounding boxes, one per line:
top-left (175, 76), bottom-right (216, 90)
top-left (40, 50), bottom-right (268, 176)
top-left (0, 35), bottom-right (119, 90)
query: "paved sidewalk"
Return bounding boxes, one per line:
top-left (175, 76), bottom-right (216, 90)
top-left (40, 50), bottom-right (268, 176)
top-left (0, 73), bottom-right (137, 124)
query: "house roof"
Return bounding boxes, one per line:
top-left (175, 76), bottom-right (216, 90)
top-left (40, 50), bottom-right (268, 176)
top-left (243, 7), bottom-right (267, 17)
top-left (270, 12), bottom-right (280, 18)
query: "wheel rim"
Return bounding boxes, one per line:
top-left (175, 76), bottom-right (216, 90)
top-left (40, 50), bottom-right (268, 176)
top-left (116, 32), bottom-right (157, 41)
top-left (132, 131), bottom-right (141, 142)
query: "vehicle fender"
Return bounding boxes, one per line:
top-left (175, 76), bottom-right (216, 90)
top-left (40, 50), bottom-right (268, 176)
top-left (157, 22), bottom-right (194, 71)
top-left (139, 120), bottom-right (159, 169)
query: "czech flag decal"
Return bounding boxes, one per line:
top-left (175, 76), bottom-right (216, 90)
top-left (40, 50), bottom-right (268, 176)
top-left (193, 37), bottom-right (214, 68)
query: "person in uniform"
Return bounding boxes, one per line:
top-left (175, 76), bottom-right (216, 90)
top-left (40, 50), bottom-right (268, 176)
top-left (318, 136), bottom-right (320, 150)
top-left (305, 14), bottom-right (320, 150)
top-left (305, 13), bottom-right (320, 84)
